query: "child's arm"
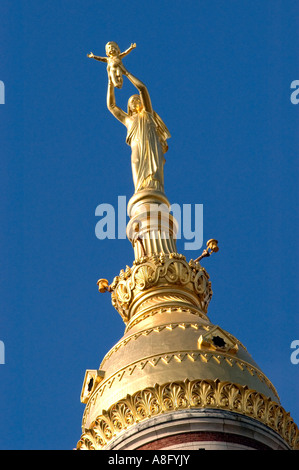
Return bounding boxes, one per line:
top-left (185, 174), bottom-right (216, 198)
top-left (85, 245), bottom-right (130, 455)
top-left (119, 43), bottom-right (136, 59)
top-left (87, 52), bottom-right (107, 62)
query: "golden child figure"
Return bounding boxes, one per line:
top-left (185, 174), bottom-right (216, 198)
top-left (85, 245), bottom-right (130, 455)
top-left (87, 41), bottom-right (136, 89)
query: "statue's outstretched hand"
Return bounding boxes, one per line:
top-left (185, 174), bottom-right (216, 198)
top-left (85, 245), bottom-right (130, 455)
top-left (131, 43), bottom-right (137, 49)
top-left (87, 52), bottom-right (94, 58)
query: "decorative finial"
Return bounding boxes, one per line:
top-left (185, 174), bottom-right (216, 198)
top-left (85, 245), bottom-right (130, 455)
top-left (97, 279), bottom-right (111, 293)
top-left (194, 239), bottom-right (219, 262)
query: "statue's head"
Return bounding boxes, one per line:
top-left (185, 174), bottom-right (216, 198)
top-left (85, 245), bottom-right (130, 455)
top-left (105, 41), bottom-right (120, 57)
top-left (128, 94), bottom-right (143, 115)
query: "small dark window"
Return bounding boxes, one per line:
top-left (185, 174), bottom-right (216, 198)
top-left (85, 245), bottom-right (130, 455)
top-left (88, 377), bottom-right (94, 392)
top-left (212, 335), bottom-right (226, 348)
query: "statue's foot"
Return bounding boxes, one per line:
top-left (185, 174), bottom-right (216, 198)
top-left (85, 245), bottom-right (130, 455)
top-left (113, 77), bottom-right (123, 89)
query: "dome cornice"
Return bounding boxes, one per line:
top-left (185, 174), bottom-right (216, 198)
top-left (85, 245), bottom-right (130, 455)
top-left (77, 378), bottom-right (299, 450)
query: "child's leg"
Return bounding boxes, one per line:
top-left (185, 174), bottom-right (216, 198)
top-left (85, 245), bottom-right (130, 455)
top-left (111, 66), bottom-right (123, 89)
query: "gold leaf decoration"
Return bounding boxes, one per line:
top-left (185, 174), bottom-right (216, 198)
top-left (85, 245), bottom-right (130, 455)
top-left (77, 379), bottom-right (299, 450)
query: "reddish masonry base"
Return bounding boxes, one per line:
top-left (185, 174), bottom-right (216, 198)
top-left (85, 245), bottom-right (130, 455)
top-left (137, 432), bottom-right (271, 450)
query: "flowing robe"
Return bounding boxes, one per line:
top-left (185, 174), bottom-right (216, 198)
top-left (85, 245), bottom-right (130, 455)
top-left (126, 109), bottom-right (170, 193)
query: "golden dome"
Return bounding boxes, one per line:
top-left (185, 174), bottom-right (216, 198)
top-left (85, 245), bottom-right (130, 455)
top-left (77, 192), bottom-right (299, 450)
top-left (81, 307), bottom-right (280, 428)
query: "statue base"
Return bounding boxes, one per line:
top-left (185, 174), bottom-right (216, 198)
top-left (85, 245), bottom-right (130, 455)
top-left (126, 189), bottom-right (179, 259)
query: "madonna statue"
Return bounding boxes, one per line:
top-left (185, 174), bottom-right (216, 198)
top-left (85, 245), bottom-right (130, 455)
top-left (106, 64), bottom-right (170, 193)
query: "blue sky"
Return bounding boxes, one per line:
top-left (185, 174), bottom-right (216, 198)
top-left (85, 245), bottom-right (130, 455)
top-left (0, 1), bottom-right (298, 450)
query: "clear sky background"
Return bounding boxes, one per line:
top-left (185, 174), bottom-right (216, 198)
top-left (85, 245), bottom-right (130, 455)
top-left (0, 1), bottom-right (298, 450)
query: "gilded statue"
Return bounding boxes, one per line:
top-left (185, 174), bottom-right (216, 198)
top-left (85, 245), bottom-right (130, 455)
top-left (87, 41), bottom-right (136, 89)
top-left (106, 63), bottom-right (171, 193)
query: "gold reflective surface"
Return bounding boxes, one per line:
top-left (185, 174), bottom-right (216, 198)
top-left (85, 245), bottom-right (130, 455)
top-left (80, 44), bottom-right (299, 451)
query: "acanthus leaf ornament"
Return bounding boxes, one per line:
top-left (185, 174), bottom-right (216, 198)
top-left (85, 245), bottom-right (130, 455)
top-left (106, 253), bottom-right (213, 323)
top-left (77, 379), bottom-right (299, 450)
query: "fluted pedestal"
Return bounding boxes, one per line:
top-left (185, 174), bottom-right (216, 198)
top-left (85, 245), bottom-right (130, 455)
top-left (126, 189), bottom-right (178, 259)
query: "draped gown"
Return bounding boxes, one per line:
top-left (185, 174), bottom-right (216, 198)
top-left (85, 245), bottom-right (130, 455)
top-left (126, 108), bottom-right (171, 193)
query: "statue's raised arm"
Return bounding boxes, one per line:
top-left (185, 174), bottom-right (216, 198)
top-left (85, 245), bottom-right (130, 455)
top-left (106, 78), bottom-right (128, 125)
top-left (120, 64), bottom-right (153, 114)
